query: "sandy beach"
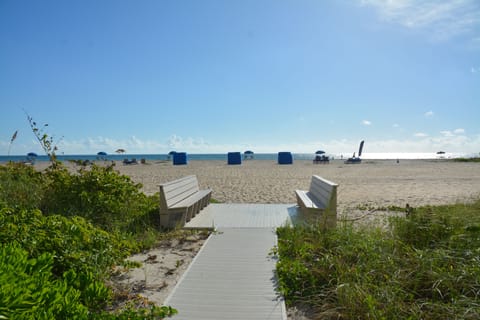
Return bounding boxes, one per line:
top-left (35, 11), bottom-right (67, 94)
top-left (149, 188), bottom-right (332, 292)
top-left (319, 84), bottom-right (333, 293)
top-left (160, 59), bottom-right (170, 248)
top-left (112, 159), bottom-right (480, 213)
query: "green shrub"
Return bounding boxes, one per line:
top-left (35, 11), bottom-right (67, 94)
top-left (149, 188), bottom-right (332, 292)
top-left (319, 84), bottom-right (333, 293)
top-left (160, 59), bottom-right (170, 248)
top-left (0, 243), bottom-right (173, 320)
top-left (41, 164), bottom-right (159, 233)
top-left (93, 305), bottom-right (177, 319)
top-left (0, 206), bottom-right (134, 278)
top-left (0, 243), bottom-right (89, 319)
top-left (0, 155), bottom-right (178, 317)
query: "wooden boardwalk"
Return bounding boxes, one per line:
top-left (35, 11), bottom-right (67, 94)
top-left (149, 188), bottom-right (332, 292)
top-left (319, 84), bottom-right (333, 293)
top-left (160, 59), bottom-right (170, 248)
top-left (184, 203), bottom-right (297, 229)
top-left (165, 204), bottom-right (294, 320)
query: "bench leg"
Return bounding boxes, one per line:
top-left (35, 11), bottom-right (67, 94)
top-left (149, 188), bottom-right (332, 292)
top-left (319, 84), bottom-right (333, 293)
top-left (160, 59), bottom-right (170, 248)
top-left (186, 206), bottom-right (194, 222)
top-left (204, 193), bottom-right (211, 207)
top-left (160, 209), bottom-right (187, 229)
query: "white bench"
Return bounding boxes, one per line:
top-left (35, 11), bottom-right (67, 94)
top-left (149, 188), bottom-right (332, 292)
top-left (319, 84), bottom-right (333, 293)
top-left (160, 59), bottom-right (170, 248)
top-left (295, 175), bottom-right (338, 228)
top-left (159, 175), bottom-right (212, 228)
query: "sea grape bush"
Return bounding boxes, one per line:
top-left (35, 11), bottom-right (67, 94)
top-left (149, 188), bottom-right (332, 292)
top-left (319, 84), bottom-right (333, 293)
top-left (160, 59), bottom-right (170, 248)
top-left (41, 163), bottom-right (159, 233)
top-left (0, 160), bottom-right (176, 318)
top-left (0, 206), bottom-right (135, 277)
top-left (0, 242), bottom-right (177, 319)
top-left (0, 243), bottom-right (89, 319)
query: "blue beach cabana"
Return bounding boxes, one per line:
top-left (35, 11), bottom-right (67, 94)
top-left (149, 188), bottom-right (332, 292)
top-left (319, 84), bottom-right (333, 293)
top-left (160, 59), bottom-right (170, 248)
top-left (227, 152), bottom-right (242, 165)
top-left (173, 152), bottom-right (188, 165)
top-left (278, 152), bottom-right (293, 165)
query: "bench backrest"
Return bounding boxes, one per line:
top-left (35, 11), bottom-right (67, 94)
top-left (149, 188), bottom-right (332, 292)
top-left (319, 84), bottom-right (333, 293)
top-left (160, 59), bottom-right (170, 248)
top-left (159, 175), bottom-right (200, 209)
top-left (309, 175), bottom-right (338, 211)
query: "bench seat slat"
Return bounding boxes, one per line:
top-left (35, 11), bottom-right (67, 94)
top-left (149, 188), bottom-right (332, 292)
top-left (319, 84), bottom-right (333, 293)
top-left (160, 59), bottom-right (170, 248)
top-left (171, 189), bottom-right (212, 209)
top-left (165, 185), bottom-right (199, 207)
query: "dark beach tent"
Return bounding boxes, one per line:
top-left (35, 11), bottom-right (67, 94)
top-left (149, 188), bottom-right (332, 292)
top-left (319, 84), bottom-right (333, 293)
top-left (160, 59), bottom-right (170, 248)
top-left (228, 152), bottom-right (242, 165)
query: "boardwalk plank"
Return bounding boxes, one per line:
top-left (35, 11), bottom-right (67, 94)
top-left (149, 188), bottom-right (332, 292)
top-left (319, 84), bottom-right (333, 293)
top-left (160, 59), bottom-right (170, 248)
top-left (184, 203), bottom-right (297, 229)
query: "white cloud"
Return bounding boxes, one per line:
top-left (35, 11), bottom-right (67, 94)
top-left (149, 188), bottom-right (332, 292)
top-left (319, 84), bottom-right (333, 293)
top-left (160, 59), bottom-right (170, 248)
top-left (441, 128), bottom-right (466, 137)
top-left (362, 120), bottom-right (372, 126)
top-left (3, 133), bottom-right (480, 157)
top-left (360, 0), bottom-right (480, 42)
top-left (414, 132), bottom-right (429, 137)
top-left (424, 110), bottom-right (434, 118)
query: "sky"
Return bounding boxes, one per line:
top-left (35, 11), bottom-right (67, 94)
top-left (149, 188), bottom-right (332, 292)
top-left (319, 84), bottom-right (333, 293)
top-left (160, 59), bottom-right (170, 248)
top-left (1, 0), bottom-right (479, 156)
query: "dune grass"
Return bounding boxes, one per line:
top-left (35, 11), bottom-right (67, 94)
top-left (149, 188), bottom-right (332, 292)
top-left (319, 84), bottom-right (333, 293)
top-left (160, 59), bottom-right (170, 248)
top-left (276, 200), bottom-right (480, 319)
top-left (454, 157), bottom-right (480, 163)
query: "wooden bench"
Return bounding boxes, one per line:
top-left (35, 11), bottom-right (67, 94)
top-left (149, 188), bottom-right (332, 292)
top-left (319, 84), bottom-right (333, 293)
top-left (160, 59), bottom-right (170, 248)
top-left (295, 175), bottom-right (338, 228)
top-left (159, 175), bottom-right (212, 228)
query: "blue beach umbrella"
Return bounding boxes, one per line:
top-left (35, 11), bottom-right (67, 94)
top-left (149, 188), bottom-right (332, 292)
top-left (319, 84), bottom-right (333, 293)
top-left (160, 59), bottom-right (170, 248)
top-left (97, 151), bottom-right (108, 160)
top-left (244, 150), bottom-right (254, 159)
top-left (315, 150), bottom-right (325, 154)
top-left (27, 152), bottom-right (38, 157)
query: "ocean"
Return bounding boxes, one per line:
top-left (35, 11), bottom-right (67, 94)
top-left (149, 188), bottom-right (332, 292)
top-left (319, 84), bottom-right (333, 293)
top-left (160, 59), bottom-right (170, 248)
top-left (0, 152), bottom-right (468, 163)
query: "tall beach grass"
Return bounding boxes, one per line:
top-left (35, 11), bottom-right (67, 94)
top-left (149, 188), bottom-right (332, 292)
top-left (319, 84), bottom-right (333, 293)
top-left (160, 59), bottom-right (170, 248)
top-left (276, 200), bottom-right (480, 319)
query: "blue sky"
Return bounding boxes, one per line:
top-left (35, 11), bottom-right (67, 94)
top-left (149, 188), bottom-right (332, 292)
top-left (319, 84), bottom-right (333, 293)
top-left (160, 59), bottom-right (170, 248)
top-left (1, 0), bottom-right (479, 156)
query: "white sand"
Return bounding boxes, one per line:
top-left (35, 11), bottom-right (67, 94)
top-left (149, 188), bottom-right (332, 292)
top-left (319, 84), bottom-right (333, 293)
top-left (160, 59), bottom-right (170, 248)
top-left (115, 159), bottom-right (480, 212)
